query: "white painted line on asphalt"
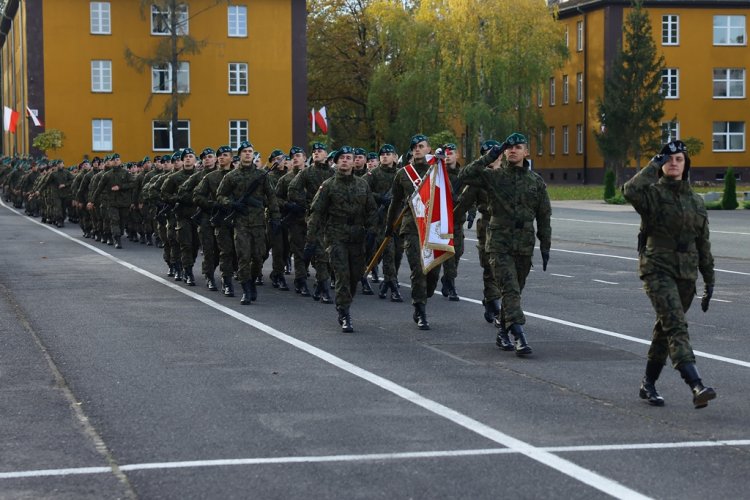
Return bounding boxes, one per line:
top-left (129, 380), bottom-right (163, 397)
top-left (593, 279), bottom-right (619, 285)
top-left (4, 439), bottom-right (750, 480)
top-left (551, 273), bottom-right (574, 278)
top-left (712, 299), bottom-right (732, 303)
top-left (552, 217), bottom-right (750, 236)
top-left (2, 203), bottom-right (649, 500)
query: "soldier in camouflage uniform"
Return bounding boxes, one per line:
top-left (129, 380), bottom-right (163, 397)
top-left (91, 153), bottom-right (133, 249)
top-left (70, 160), bottom-right (91, 235)
top-left (44, 160), bottom-right (74, 227)
top-left (21, 162), bottom-right (41, 216)
top-left (385, 134), bottom-right (441, 330)
top-left (459, 133), bottom-right (551, 356)
top-left (352, 148), bottom-right (368, 178)
top-left (438, 143), bottom-right (463, 302)
top-left (276, 152), bottom-right (307, 294)
top-left (217, 141), bottom-right (281, 305)
top-left (162, 149), bottom-right (199, 283)
top-left (367, 144), bottom-right (403, 302)
top-left (288, 144), bottom-right (334, 302)
top-left (622, 140), bottom-right (716, 409)
top-left (265, 149), bottom-right (290, 291)
top-left (305, 146), bottom-right (378, 333)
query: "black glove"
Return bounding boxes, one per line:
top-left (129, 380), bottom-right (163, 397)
top-left (487, 144), bottom-right (504, 162)
top-left (701, 284), bottom-right (714, 312)
top-left (303, 242), bottom-right (316, 265)
top-left (541, 251), bottom-right (550, 272)
top-left (653, 154), bottom-right (669, 167)
top-left (467, 212), bottom-right (475, 230)
top-left (270, 218), bottom-right (282, 234)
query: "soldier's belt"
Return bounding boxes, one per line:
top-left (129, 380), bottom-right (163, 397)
top-left (646, 235), bottom-right (695, 253)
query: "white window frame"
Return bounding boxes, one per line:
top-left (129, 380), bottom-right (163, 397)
top-left (91, 60), bottom-right (112, 93)
top-left (661, 68), bottom-right (679, 99)
top-left (713, 15), bottom-right (746, 46)
top-left (576, 124), bottom-right (584, 154)
top-left (92, 119), bottom-right (113, 151)
top-left (151, 4), bottom-right (189, 36)
top-left (229, 120), bottom-right (249, 149)
top-left (562, 74), bottom-right (569, 104)
top-left (549, 77), bottom-right (556, 106)
top-left (662, 15), bottom-right (679, 45)
top-left (712, 121), bottom-right (745, 152)
top-left (90, 2), bottom-right (111, 35)
top-left (228, 62), bottom-right (249, 94)
top-left (562, 125), bottom-right (569, 154)
top-left (152, 120), bottom-right (191, 151)
top-left (661, 121), bottom-right (680, 143)
top-left (576, 72), bottom-right (583, 102)
top-left (228, 5), bottom-right (248, 37)
top-left (549, 127), bottom-right (556, 155)
top-left (151, 62), bottom-right (190, 94)
top-left (713, 68), bottom-right (746, 99)
top-left (576, 20), bottom-right (584, 51)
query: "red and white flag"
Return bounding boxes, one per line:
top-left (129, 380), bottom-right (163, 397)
top-left (26, 106), bottom-right (43, 127)
top-left (311, 106), bottom-right (328, 134)
top-left (408, 155), bottom-right (455, 273)
top-left (3, 106), bottom-right (19, 133)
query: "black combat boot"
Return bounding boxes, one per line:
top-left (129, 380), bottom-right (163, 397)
top-left (495, 307), bottom-right (513, 351)
top-left (106, 235), bottom-right (113, 246)
top-left (320, 280), bottom-right (333, 304)
top-left (184, 267), bottom-right (196, 286)
top-left (678, 363), bottom-right (716, 409)
top-left (447, 278), bottom-right (459, 302)
top-left (114, 235), bottom-right (122, 249)
top-left (146, 233), bottom-right (154, 246)
top-left (440, 275), bottom-right (449, 297)
top-left (155, 236), bottom-right (163, 248)
top-left (249, 280), bottom-right (258, 301)
top-left (93, 231), bottom-right (100, 242)
top-left (639, 360), bottom-right (665, 406)
top-left (139, 233), bottom-right (147, 244)
top-left (340, 307), bottom-right (354, 333)
top-left (254, 275), bottom-right (264, 286)
top-left (240, 280), bottom-right (253, 305)
top-left (285, 257), bottom-right (292, 275)
top-left (167, 263), bottom-right (175, 277)
top-left (361, 277), bottom-right (374, 295)
top-left (271, 275), bottom-right (280, 288)
top-left (371, 265), bottom-right (380, 283)
top-left (483, 298), bottom-right (500, 323)
top-left (390, 281), bottom-right (403, 302)
top-left (174, 263), bottom-right (184, 281)
top-left (277, 276), bottom-right (289, 291)
top-left (509, 323), bottom-right (532, 356)
top-left (378, 281), bottom-right (389, 299)
top-left (312, 281), bottom-right (322, 301)
top-left (412, 303), bottom-right (430, 330)
top-left (222, 276), bottom-right (235, 297)
top-left (205, 273), bottom-right (218, 291)
top-left (295, 278), bottom-right (310, 297)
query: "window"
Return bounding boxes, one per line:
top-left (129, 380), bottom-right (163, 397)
top-left (562, 75), bottom-right (569, 104)
top-left (564, 25), bottom-right (569, 47)
top-left (549, 77), bottom-right (555, 106)
top-left (661, 68), bottom-right (679, 98)
top-left (229, 120), bottom-right (249, 149)
top-left (562, 125), bottom-right (569, 154)
top-left (90, 2), bottom-right (111, 34)
top-left (713, 68), bottom-right (745, 98)
top-left (549, 127), bottom-right (556, 155)
top-left (91, 60), bottom-right (112, 92)
top-left (228, 5), bottom-right (247, 37)
top-left (713, 122), bottom-right (745, 151)
top-left (662, 15), bottom-right (679, 45)
top-left (92, 119), bottom-right (112, 151)
top-left (151, 62), bottom-right (190, 93)
top-left (576, 20), bottom-right (584, 51)
top-left (152, 120), bottom-right (190, 151)
top-left (713, 15), bottom-right (745, 45)
top-left (151, 4), bottom-right (189, 35)
top-left (576, 124), bottom-right (583, 154)
top-left (576, 72), bottom-right (583, 102)
top-left (661, 121), bottom-right (679, 143)
top-left (537, 132), bottom-right (544, 156)
top-left (228, 63), bottom-right (248, 94)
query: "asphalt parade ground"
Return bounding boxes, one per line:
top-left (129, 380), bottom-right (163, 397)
top-left (1, 198), bottom-right (748, 499)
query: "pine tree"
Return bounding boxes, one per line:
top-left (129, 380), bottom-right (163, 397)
top-left (721, 167), bottom-right (739, 210)
top-left (603, 169), bottom-right (616, 200)
top-left (595, 1), bottom-right (665, 184)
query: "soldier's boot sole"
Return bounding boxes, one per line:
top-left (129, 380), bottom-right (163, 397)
top-left (693, 386), bottom-right (716, 409)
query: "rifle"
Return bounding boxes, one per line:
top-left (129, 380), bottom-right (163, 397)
top-left (364, 204), bottom-right (408, 277)
top-left (190, 207), bottom-right (203, 224)
top-left (223, 164), bottom-right (276, 223)
top-left (155, 202), bottom-right (173, 223)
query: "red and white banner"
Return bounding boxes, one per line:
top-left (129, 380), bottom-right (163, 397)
top-left (26, 106), bottom-right (43, 127)
top-left (311, 106), bottom-right (328, 134)
top-left (408, 155), bottom-right (455, 274)
top-left (3, 106), bottom-right (19, 133)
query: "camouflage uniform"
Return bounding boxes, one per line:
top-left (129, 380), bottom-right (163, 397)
top-left (267, 164), bottom-right (290, 288)
top-left (92, 164), bottom-right (133, 244)
top-left (366, 161), bottom-right (403, 298)
top-left (196, 167), bottom-right (235, 292)
top-left (439, 162), bottom-right (464, 300)
top-left (276, 167), bottom-right (306, 289)
top-left (161, 167), bottom-right (197, 277)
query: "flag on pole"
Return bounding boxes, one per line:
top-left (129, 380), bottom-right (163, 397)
top-left (314, 106), bottom-right (328, 134)
top-left (3, 106), bottom-right (19, 133)
top-left (311, 107), bottom-right (316, 133)
top-left (408, 155), bottom-right (455, 273)
top-left (26, 106), bottom-right (43, 127)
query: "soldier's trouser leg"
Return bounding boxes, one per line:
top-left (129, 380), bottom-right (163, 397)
top-left (167, 216), bottom-right (180, 264)
top-left (404, 231), bottom-right (440, 305)
top-left (491, 252), bottom-right (532, 325)
top-left (176, 217), bottom-right (198, 267)
top-left (269, 227), bottom-right (287, 281)
top-left (158, 220), bottom-right (171, 263)
top-left (393, 234), bottom-right (405, 275)
top-left (199, 219), bottom-right (218, 276)
top-left (312, 237), bottom-right (331, 282)
top-left (51, 196), bottom-right (64, 223)
top-left (100, 204), bottom-right (111, 237)
top-left (328, 241), bottom-right (364, 308)
top-left (381, 237), bottom-right (398, 282)
top-left (108, 206), bottom-right (128, 237)
top-left (143, 204), bottom-right (156, 236)
top-left (215, 225), bottom-right (236, 278)
top-left (477, 217), bottom-right (501, 301)
top-left (643, 274), bottom-right (697, 369)
top-left (288, 221), bottom-right (308, 281)
top-left (441, 227), bottom-right (464, 281)
top-left (234, 225), bottom-right (266, 284)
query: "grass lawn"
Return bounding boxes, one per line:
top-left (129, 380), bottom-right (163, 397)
top-left (547, 183), bottom-right (750, 201)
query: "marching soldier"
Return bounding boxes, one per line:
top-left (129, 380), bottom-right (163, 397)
top-left (265, 149), bottom-right (290, 291)
top-left (276, 153), bottom-right (307, 295)
top-left (439, 143), bottom-right (463, 302)
top-left (91, 154), bottom-right (132, 249)
top-left (162, 148), bottom-right (199, 284)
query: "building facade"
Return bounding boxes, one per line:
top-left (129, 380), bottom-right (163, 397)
top-left (0, 0), bottom-right (307, 164)
top-left (536, 0), bottom-right (750, 183)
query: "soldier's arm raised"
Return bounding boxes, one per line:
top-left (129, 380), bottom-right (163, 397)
top-left (622, 158), bottom-right (663, 214)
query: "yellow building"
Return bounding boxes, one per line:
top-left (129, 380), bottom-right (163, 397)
top-left (536, 0), bottom-right (750, 183)
top-left (1, 0), bottom-right (307, 164)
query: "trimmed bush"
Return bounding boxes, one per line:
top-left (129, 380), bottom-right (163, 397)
top-left (603, 169), bottom-right (616, 200)
top-left (721, 167), bottom-right (739, 210)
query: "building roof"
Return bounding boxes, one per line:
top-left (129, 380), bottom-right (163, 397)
top-left (552, 0), bottom-right (750, 17)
